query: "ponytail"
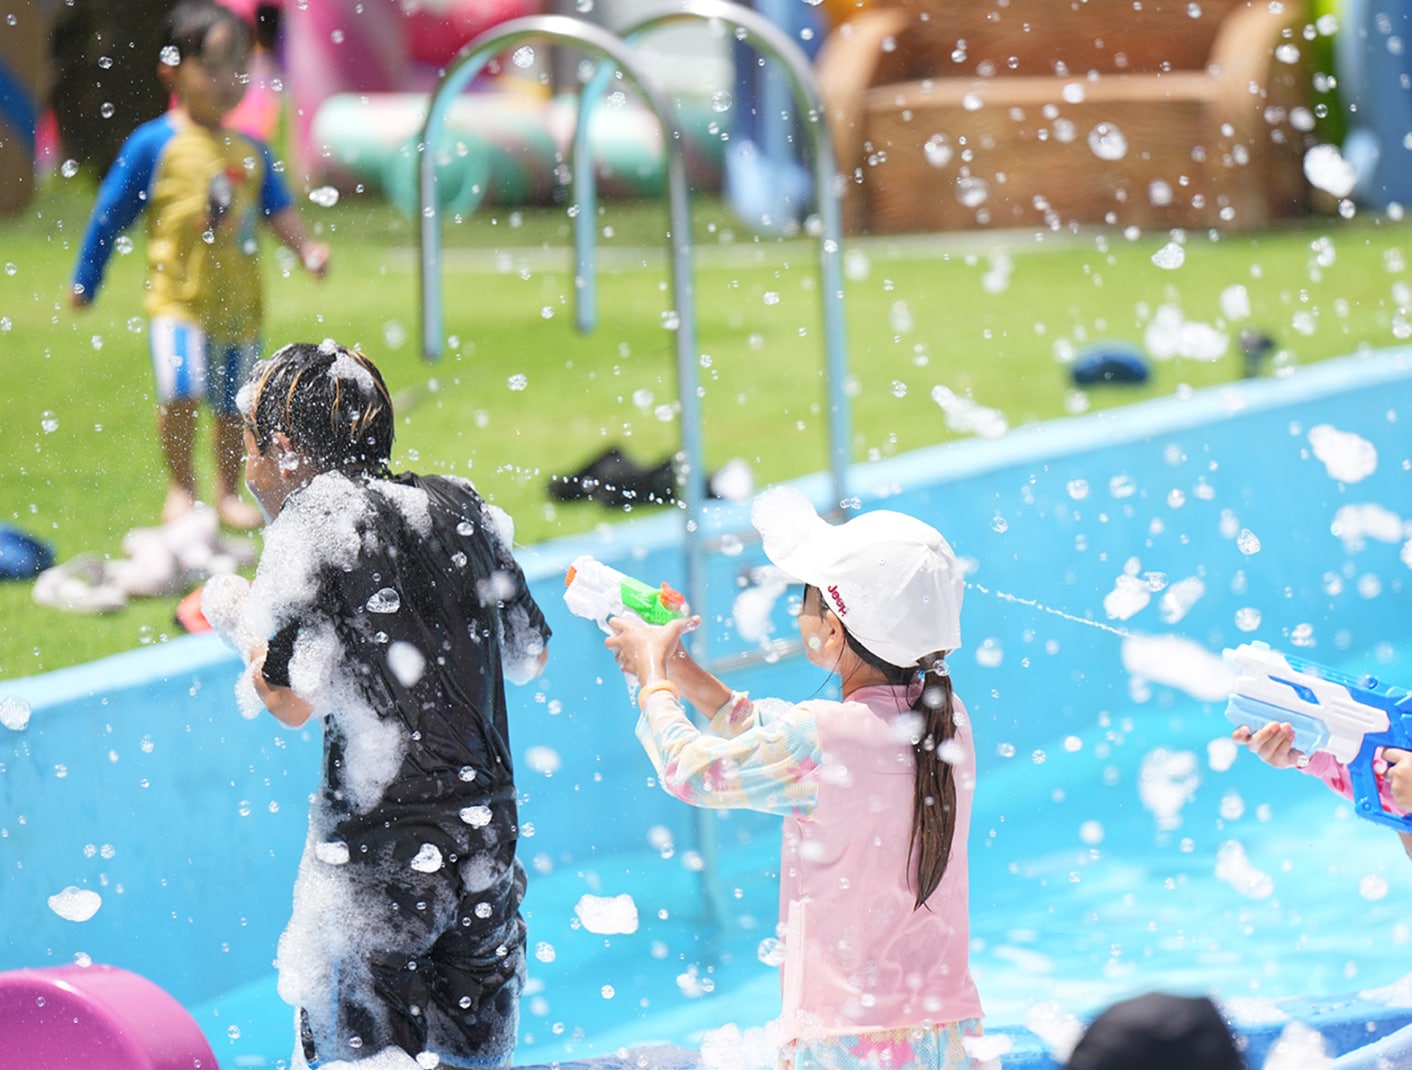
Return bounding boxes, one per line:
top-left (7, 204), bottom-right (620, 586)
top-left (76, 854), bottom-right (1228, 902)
top-left (908, 653), bottom-right (958, 910)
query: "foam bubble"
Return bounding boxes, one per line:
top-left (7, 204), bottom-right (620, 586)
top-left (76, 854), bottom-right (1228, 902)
top-left (327, 351), bottom-right (374, 394)
top-left (574, 892), bottom-right (640, 935)
top-left (1331, 503), bottom-right (1405, 550)
top-left (1022, 1002), bottom-right (1083, 1063)
top-left (1103, 573), bottom-right (1152, 620)
top-left (314, 841), bottom-right (350, 865)
top-left (387, 642), bottom-right (425, 687)
top-left (1303, 143), bottom-right (1357, 198)
top-left (931, 384), bottom-right (1009, 438)
top-left (1158, 576), bottom-right (1206, 623)
top-left (1151, 241), bottom-right (1185, 270)
top-left (0, 695), bottom-right (31, 732)
top-left (460, 805), bottom-right (492, 828)
top-left (1359, 873), bottom-right (1390, 901)
top-left (1143, 303), bottom-right (1228, 360)
top-left (1208, 736), bottom-right (1239, 772)
top-left (1121, 634), bottom-right (1234, 702)
top-left (732, 567), bottom-right (789, 644)
top-left (1215, 839), bottom-right (1274, 899)
top-left (1309, 424), bottom-right (1378, 483)
top-left (48, 887), bottom-right (102, 922)
top-left (1139, 747), bottom-right (1200, 829)
top-left (1220, 284), bottom-right (1252, 321)
top-left (524, 745), bottom-right (561, 776)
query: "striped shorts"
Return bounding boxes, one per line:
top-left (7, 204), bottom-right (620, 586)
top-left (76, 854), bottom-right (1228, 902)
top-left (149, 317), bottom-right (259, 416)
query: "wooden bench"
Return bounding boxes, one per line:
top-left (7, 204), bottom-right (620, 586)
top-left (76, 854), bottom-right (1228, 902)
top-left (815, 0), bottom-right (1312, 234)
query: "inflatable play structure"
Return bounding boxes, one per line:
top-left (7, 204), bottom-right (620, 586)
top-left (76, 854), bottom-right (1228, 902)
top-left (226, 0), bottom-right (826, 224)
top-left (284, 0), bottom-right (765, 219)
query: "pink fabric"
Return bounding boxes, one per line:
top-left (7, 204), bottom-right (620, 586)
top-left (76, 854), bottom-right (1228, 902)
top-left (1301, 751), bottom-right (1407, 816)
top-left (777, 686), bottom-right (983, 1039)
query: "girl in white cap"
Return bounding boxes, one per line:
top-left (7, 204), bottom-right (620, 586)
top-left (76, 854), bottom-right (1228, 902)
top-left (605, 485), bottom-right (988, 1070)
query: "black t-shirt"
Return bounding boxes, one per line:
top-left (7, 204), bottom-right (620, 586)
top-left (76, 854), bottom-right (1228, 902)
top-left (256, 471), bottom-right (550, 855)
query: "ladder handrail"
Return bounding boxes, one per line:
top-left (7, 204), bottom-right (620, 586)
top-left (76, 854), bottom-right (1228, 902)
top-left (573, 1), bottom-right (852, 517)
top-left (417, 14), bottom-right (709, 648)
top-left (418, 6), bottom-right (853, 670)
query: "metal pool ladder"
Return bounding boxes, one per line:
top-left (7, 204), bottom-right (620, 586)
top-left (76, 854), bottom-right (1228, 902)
top-left (417, 0), bottom-right (852, 669)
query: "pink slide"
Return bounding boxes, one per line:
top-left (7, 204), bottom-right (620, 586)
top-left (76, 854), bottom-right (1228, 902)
top-left (0, 964), bottom-right (217, 1069)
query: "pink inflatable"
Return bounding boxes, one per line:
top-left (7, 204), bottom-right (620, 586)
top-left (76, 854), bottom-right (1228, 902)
top-left (0, 964), bottom-right (217, 1069)
top-left (226, 0), bottom-right (543, 185)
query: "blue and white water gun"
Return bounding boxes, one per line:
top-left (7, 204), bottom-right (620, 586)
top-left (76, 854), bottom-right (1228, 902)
top-left (1224, 640), bottom-right (1412, 831)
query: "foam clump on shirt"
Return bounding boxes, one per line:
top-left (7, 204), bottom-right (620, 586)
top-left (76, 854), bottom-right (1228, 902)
top-left (244, 471), bottom-right (366, 640)
top-left (237, 470), bottom-right (408, 810)
top-left (472, 498), bottom-right (546, 683)
top-left (372, 479), bottom-right (432, 536)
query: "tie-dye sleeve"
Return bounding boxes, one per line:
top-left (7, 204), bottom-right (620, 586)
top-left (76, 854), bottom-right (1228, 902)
top-left (634, 689), bottom-right (820, 817)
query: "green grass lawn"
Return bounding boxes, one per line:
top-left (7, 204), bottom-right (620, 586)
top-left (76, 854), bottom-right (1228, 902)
top-left (3, 175), bottom-right (1411, 677)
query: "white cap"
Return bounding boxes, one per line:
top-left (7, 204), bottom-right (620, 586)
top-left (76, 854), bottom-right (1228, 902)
top-left (750, 486), bottom-right (964, 668)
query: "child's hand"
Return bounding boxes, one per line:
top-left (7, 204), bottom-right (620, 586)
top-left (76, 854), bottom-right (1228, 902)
top-left (605, 614), bottom-right (697, 683)
top-left (1232, 721), bottom-right (1305, 769)
top-left (302, 241), bottom-right (331, 278)
top-left (249, 645), bottom-right (316, 727)
top-left (1383, 747), bottom-right (1412, 811)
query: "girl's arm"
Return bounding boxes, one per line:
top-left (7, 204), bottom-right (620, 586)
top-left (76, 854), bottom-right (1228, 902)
top-left (634, 686), bottom-right (819, 815)
top-left (608, 615), bottom-right (819, 815)
top-left (660, 624), bottom-right (732, 718)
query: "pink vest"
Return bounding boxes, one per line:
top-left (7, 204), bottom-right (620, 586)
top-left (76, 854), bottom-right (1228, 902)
top-left (777, 685), bottom-right (983, 1039)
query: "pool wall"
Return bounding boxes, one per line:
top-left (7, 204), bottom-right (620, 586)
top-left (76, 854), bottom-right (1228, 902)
top-left (6, 348), bottom-right (1412, 1066)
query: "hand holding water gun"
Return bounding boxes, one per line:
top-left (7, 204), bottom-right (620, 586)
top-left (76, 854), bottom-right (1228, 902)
top-left (563, 555), bottom-right (688, 633)
top-left (1225, 641), bottom-right (1412, 830)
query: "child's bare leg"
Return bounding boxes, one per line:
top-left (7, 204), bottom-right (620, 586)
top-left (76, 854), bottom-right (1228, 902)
top-left (213, 412), bottom-right (263, 530)
top-left (157, 400), bottom-right (200, 521)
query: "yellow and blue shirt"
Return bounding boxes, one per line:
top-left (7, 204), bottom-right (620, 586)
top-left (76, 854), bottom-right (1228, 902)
top-left (72, 114), bottom-right (292, 342)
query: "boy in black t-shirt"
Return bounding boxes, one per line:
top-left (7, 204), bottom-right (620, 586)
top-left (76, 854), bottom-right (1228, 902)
top-left (207, 340), bottom-right (550, 1068)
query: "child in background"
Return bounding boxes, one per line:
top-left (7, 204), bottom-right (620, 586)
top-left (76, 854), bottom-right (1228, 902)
top-left (207, 341), bottom-right (550, 1067)
top-left (71, 0), bottom-right (329, 531)
top-left (604, 486), bottom-right (988, 1070)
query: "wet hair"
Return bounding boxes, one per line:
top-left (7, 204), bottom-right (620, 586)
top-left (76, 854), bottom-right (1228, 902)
top-left (242, 341), bottom-right (395, 474)
top-left (160, 0), bottom-right (253, 68)
top-left (806, 584), bottom-right (958, 911)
